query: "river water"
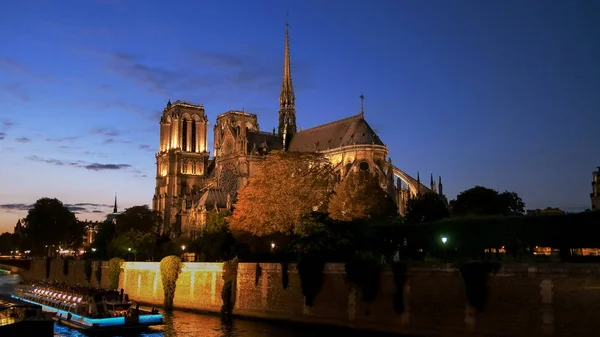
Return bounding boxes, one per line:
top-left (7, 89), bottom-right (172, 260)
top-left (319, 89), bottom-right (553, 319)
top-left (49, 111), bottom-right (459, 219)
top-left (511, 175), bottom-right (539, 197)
top-left (0, 274), bottom-right (399, 337)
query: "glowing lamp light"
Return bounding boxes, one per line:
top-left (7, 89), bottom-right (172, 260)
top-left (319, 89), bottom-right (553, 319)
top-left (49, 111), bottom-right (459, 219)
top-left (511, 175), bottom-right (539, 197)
top-left (441, 237), bottom-right (448, 244)
top-left (67, 296), bottom-right (72, 301)
top-left (128, 248), bottom-right (131, 252)
top-left (77, 298), bottom-right (82, 303)
top-left (181, 245), bottom-right (186, 251)
top-left (271, 242), bottom-right (276, 249)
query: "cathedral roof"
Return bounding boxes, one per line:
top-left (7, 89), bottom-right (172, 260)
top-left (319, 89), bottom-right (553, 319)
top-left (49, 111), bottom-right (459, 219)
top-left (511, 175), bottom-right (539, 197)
top-left (288, 113), bottom-right (384, 152)
top-left (198, 188), bottom-right (228, 208)
top-left (246, 131), bottom-right (284, 154)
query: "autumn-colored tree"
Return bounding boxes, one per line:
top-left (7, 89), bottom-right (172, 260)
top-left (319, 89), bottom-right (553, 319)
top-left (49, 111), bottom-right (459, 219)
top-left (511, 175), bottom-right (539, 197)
top-left (228, 151), bottom-right (334, 236)
top-left (328, 171), bottom-right (398, 221)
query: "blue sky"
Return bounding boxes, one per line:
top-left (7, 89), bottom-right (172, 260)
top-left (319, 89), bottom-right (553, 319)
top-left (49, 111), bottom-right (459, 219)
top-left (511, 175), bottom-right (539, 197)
top-left (0, 0), bottom-right (599, 232)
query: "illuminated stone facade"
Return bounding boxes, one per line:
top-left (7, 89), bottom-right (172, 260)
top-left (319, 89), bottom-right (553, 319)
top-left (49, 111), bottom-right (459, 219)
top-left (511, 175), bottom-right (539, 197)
top-left (153, 24), bottom-right (444, 236)
top-left (592, 167), bottom-right (600, 210)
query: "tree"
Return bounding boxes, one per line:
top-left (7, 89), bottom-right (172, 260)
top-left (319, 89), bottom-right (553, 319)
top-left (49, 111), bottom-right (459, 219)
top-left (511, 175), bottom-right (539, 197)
top-left (328, 171), bottom-right (397, 222)
top-left (23, 198), bottom-right (84, 254)
top-left (193, 210), bottom-right (235, 261)
top-left (229, 151), bottom-right (335, 236)
top-left (404, 192), bottom-right (449, 223)
top-left (106, 205), bottom-right (163, 260)
top-left (450, 186), bottom-right (525, 217)
top-left (115, 205), bottom-right (162, 234)
top-left (497, 191), bottom-right (526, 216)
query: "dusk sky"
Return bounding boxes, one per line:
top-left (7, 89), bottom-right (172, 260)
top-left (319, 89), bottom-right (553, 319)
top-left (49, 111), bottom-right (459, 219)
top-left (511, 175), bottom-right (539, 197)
top-left (1, 0), bottom-right (599, 232)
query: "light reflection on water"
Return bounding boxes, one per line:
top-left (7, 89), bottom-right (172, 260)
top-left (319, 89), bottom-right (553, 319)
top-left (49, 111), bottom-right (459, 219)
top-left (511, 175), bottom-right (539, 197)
top-left (0, 274), bottom-right (394, 337)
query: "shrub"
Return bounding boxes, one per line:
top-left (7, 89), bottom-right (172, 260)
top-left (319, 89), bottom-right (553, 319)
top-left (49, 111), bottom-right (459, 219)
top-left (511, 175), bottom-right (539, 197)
top-left (281, 262), bottom-right (289, 289)
top-left (221, 257), bottom-right (239, 316)
top-left (391, 261), bottom-right (407, 314)
top-left (84, 260), bottom-right (93, 283)
top-left (160, 255), bottom-right (183, 311)
top-left (459, 261), bottom-right (500, 312)
top-left (95, 262), bottom-right (102, 286)
top-left (107, 258), bottom-right (124, 290)
top-left (297, 253), bottom-right (325, 307)
top-left (345, 252), bottom-right (382, 306)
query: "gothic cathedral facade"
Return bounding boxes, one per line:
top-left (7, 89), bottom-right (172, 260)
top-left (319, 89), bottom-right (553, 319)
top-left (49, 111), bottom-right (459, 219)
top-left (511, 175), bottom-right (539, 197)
top-left (153, 24), bottom-right (445, 237)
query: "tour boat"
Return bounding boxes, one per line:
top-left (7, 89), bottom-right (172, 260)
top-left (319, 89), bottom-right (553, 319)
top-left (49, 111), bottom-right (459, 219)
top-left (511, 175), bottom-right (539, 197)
top-left (0, 294), bottom-right (54, 336)
top-left (12, 281), bottom-right (164, 332)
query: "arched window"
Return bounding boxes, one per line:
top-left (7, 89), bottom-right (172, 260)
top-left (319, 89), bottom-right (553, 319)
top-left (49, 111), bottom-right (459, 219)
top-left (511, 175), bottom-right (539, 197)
top-left (182, 119), bottom-right (188, 150)
top-left (191, 122), bottom-right (197, 152)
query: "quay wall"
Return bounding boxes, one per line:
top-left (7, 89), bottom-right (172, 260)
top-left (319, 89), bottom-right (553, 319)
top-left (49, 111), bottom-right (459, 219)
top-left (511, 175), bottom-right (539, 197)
top-left (19, 259), bottom-right (600, 337)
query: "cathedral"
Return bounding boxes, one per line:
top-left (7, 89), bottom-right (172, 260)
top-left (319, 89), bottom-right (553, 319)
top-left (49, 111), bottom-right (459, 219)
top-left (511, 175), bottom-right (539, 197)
top-left (152, 24), bottom-right (445, 237)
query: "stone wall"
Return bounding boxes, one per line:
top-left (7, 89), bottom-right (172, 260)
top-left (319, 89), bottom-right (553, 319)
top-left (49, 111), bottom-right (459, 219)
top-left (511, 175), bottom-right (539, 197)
top-left (20, 260), bottom-right (600, 337)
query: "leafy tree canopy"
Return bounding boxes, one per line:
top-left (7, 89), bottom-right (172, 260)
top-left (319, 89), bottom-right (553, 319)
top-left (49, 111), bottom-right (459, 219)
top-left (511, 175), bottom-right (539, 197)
top-left (115, 205), bottom-right (162, 234)
top-left (450, 186), bottom-right (525, 217)
top-left (404, 192), bottom-right (449, 224)
top-left (23, 197), bottom-right (83, 253)
top-left (229, 151), bottom-right (335, 236)
top-left (328, 171), bottom-right (397, 222)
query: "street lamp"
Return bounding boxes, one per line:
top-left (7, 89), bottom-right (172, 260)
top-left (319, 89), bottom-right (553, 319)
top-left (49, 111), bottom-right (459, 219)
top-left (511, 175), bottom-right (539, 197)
top-left (91, 248), bottom-right (97, 252)
top-left (441, 237), bottom-right (448, 262)
top-left (181, 245), bottom-right (186, 251)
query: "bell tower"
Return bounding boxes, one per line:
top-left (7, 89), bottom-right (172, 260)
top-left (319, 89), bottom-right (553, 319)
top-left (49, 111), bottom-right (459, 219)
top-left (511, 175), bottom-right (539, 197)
top-left (153, 100), bottom-right (210, 234)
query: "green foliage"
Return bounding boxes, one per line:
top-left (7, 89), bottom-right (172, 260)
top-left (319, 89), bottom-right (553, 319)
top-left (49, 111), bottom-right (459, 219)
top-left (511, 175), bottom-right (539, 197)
top-left (450, 186), bottom-right (525, 217)
top-left (95, 262), bottom-right (102, 286)
top-left (254, 263), bottom-right (262, 286)
top-left (194, 211), bottom-right (235, 262)
top-left (45, 258), bottom-right (51, 279)
top-left (391, 262), bottom-right (407, 314)
top-left (107, 258), bottom-right (124, 290)
top-left (62, 259), bottom-right (69, 276)
top-left (92, 220), bottom-right (116, 260)
top-left (297, 253), bottom-right (325, 307)
top-left (221, 257), bottom-right (239, 316)
top-left (84, 260), bottom-right (93, 283)
top-left (159, 255), bottom-right (183, 311)
top-left (459, 261), bottom-right (501, 312)
top-left (404, 192), bottom-right (449, 224)
top-left (293, 214), bottom-right (370, 262)
top-left (23, 198), bottom-right (84, 254)
top-left (281, 262), bottom-right (289, 289)
top-left (116, 205), bottom-right (162, 234)
top-left (345, 252), bottom-right (382, 305)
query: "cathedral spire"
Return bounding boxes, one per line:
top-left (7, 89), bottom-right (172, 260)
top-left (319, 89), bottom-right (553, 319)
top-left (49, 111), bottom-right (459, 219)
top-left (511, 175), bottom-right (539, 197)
top-left (113, 193), bottom-right (118, 214)
top-left (278, 22), bottom-right (297, 144)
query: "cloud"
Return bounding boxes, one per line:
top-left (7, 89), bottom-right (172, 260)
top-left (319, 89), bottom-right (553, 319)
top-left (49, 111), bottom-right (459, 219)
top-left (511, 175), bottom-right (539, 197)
top-left (0, 83), bottom-right (32, 103)
top-left (0, 132), bottom-right (5, 140)
top-left (139, 144), bottom-right (153, 151)
top-left (26, 155), bottom-right (131, 171)
top-left (0, 202), bottom-right (113, 216)
top-left (15, 137), bottom-right (30, 143)
top-left (92, 127), bottom-right (119, 137)
top-left (45, 136), bottom-right (79, 142)
top-left (85, 163), bottom-right (131, 171)
top-left (1, 120), bottom-right (15, 129)
top-left (0, 58), bottom-right (30, 74)
top-left (191, 51), bottom-right (244, 68)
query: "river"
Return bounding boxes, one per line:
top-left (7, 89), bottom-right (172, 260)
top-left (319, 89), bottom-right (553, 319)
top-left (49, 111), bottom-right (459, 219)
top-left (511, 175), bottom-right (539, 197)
top-left (0, 273), bottom-right (398, 337)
